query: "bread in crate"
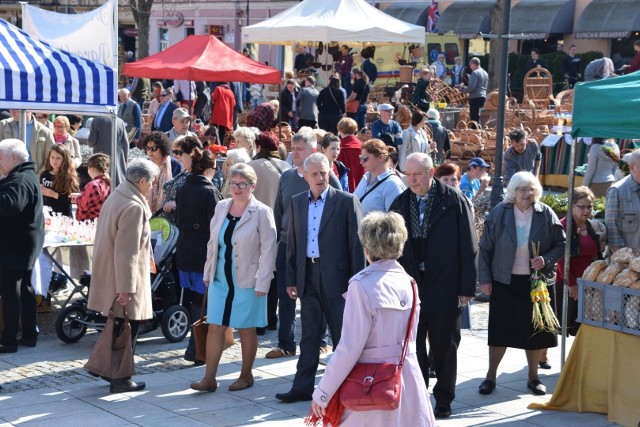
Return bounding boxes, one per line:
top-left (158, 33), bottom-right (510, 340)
top-left (596, 262), bottom-right (624, 284)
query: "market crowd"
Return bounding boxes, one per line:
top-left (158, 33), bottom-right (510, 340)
top-left (1, 42), bottom-right (639, 425)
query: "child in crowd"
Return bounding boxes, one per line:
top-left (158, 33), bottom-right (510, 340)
top-left (71, 153), bottom-right (111, 221)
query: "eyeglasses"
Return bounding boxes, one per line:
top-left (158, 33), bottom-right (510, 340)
top-left (516, 187), bottom-right (535, 194)
top-left (575, 204), bottom-right (593, 210)
top-left (145, 146), bottom-right (160, 152)
top-left (172, 150), bottom-right (184, 156)
top-left (229, 182), bottom-right (251, 190)
top-left (54, 125), bottom-right (66, 129)
top-left (358, 155), bottom-right (369, 163)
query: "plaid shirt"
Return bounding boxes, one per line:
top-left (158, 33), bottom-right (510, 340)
top-left (246, 103), bottom-right (276, 131)
top-left (338, 53), bottom-right (353, 75)
top-left (76, 176), bottom-right (110, 221)
top-left (605, 176), bottom-right (640, 249)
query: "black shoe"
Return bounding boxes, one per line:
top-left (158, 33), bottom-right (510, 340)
top-left (0, 344), bottom-right (18, 354)
top-left (433, 406), bottom-right (452, 419)
top-left (538, 360), bottom-right (552, 370)
top-left (110, 379), bottom-right (146, 393)
top-left (527, 379), bottom-right (546, 396)
top-left (275, 390), bottom-right (312, 403)
top-left (267, 323), bottom-right (278, 331)
top-left (256, 327), bottom-right (266, 336)
top-left (478, 379), bottom-right (496, 395)
top-left (18, 337), bottom-right (37, 348)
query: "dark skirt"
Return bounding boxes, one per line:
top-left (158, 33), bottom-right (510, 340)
top-left (488, 275), bottom-right (558, 350)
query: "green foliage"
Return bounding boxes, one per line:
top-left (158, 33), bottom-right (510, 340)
top-left (540, 192), bottom-right (607, 218)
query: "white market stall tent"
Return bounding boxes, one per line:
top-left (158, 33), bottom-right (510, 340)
top-left (0, 18), bottom-right (116, 113)
top-left (242, 0), bottom-right (424, 45)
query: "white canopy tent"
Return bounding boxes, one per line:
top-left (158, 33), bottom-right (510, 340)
top-left (242, 0), bottom-right (425, 45)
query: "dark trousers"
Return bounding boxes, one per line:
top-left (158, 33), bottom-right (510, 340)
top-left (183, 289), bottom-right (205, 357)
top-left (297, 119), bottom-right (317, 129)
top-left (266, 274), bottom-right (278, 328)
top-left (469, 97), bottom-right (485, 123)
top-left (416, 308), bottom-right (461, 408)
top-left (0, 268), bottom-right (37, 346)
top-left (292, 260), bottom-right (345, 395)
top-left (276, 243), bottom-right (297, 352)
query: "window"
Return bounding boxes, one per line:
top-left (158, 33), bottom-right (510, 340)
top-left (444, 43), bottom-right (459, 65)
top-left (186, 27), bottom-right (195, 37)
top-left (159, 28), bottom-right (168, 51)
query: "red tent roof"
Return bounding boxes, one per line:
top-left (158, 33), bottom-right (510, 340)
top-left (122, 35), bottom-right (281, 84)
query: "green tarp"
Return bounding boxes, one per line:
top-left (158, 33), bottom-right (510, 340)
top-left (572, 71), bottom-right (640, 138)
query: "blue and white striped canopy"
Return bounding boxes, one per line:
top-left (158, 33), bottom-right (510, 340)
top-left (0, 18), bottom-right (116, 113)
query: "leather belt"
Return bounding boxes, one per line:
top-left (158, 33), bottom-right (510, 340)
top-left (307, 257), bottom-right (320, 264)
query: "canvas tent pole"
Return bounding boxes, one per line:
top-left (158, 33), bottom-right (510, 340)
top-left (19, 110), bottom-right (27, 149)
top-left (561, 136), bottom-right (578, 368)
top-left (110, 5), bottom-right (119, 194)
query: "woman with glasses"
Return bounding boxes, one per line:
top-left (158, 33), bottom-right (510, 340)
top-left (191, 163), bottom-right (277, 393)
top-left (555, 186), bottom-right (606, 336)
top-left (477, 171), bottom-right (565, 397)
top-left (53, 116), bottom-right (82, 168)
top-left (155, 135), bottom-right (202, 223)
top-left (220, 148), bottom-right (252, 198)
top-left (142, 132), bottom-right (182, 212)
top-left (353, 138), bottom-right (406, 216)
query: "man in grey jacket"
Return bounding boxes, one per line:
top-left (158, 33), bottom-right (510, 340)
top-left (88, 116), bottom-right (129, 188)
top-left (296, 76), bottom-right (319, 129)
top-left (460, 57), bottom-right (488, 123)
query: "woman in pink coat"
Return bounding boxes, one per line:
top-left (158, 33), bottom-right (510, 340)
top-left (308, 211), bottom-right (436, 426)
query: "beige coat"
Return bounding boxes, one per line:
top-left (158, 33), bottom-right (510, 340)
top-left (0, 118), bottom-right (55, 172)
top-left (87, 180), bottom-right (153, 320)
top-left (247, 157), bottom-right (291, 209)
top-left (203, 196), bottom-right (277, 293)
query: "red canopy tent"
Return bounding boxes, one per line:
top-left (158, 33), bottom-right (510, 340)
top-left (122, 35), bottom-right (281, 84)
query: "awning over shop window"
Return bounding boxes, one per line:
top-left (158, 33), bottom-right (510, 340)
top-left (382, 3), bottom-right (429, 28)
top-left (575, 0), bottom-right (640, 39)
top-left (436, 1), bottom-right (493, 39)
top-left (511, 0), bottom-right (575, 39)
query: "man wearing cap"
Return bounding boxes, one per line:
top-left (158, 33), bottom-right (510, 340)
top-left (460, 157), bottom-right (491, 202)
top-left (504, 128), bottom-right (542, 184)
top-left (165, 108), bottom-right (196, 144)
top-left (371, 104), bottom-right (403, 148)
top-left (152, 89), bottom-right (178, 133)
top-left (296, 76), bottom-right (319, 129)
top-left (426, 109), bottom-right (450, 164)
top-left (117, 88), bottom-right (142, 142)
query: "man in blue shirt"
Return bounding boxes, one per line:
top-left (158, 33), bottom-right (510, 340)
top-left (460, 157), bottom-right (490, 202)
top-left (371, 104), bottom-right (403, 148)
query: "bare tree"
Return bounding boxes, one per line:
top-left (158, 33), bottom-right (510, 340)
top-left (129, 0), bottom-right (153, 59)
top-left (487, 0), bottom-right (507, 92)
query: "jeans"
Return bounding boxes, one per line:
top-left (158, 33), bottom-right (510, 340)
top-left (355, 103), bottom-right (367, 130)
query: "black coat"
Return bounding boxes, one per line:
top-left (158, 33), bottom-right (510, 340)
top-left (175, 174), bottom-right (222, 272)
top-left (389, 178), bottom-right (478, 313)
top-left (279, 88), bottom-right (299, 122)
top-left (0, 161), bottom-right (45, 271)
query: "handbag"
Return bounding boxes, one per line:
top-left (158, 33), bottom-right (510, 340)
top-left (192, 291), bottom-right (209, 363)
top-left (84, 299), bottom-right (135, 380)
top-left (346, 99), bottom-right (360, 114)
top-left (339, 278), bottom-right (417, 411)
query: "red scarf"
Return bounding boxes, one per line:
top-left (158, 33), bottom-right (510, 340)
top-left (304, 391), bottom-right (344, 427)
top-left (54, 132), bottom-right (68, 144)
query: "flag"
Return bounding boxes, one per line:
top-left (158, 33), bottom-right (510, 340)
top-left (21, 0), bottom-right (117, 69)
top-left (427, 0), bottom-right (440, 33)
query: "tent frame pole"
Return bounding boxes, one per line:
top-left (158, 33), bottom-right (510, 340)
top-left (561, 136), bottom-right (577, 368)
top-left (19, 110), bottom-right (27, 149)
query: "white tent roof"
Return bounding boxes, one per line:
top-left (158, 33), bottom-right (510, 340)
top-left (242, 0), bottom-right (425, 45)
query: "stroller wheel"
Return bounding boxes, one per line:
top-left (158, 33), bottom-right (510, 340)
top-left (161, 305), bottom-right (190, 342)
top-left (55, 305), bottom-right (88, 343)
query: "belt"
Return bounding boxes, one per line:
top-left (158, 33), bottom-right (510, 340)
top-left (307, 257), bottom-right (320, 264)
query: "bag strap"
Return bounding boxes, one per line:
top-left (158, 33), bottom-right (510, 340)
top-left (328, 88), bottom-right (343, 114)
top-left (266, 157), bottom-right (284, 175)
top-left (398, 278), bottom-right (418, 368)
top-left (109, 297), bottom-right (129, 321)
top-left (359, 174), bottom-right (392, 203)
top-left (197, 289), bottom-right (208, 320)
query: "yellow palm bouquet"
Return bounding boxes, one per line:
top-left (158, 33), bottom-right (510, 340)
top-left (530, 241), bottom-right (560, 333)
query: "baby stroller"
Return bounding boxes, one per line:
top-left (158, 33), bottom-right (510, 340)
top-left (55, 217), bottom-right (190, 343)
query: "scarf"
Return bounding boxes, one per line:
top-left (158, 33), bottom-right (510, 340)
top-left (54, 132), bottom-right (68, 144)
top-left (410, 184), bottom-right (437, 239)
top-left (304, 393), bottom-right (344, 427)
top-left (147, 156), bottom-right (173, 212)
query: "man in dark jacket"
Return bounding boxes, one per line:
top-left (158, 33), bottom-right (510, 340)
top-left (390, 152), bottom-right (477, 419)
top-left (0, 139), bottom-right (45, 353)
top-left (412, 67), bottom-right (433, 111)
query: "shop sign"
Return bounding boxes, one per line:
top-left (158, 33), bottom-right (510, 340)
top-left (457, 33), bottom-right (477, 39)
top-left (123, 28), bottom-right (138, 38)
top-left (575, 31), bottom-right (630, 39)
top-left (224, 33), bottom-right (235, 44)
top-left (209, 25), bottom-right (224, 36)
top-left (158, 12), bottom-right (184, 27)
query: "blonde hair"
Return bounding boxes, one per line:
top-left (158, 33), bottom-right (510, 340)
top-left (229, 163), bottom-right (257, 184)
top-left (359, 211), bottom-right (408, 261)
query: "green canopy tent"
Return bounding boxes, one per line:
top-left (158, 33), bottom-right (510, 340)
top-left (559, 71), bottom-right (640, 365)
top-left (572, 71), bottom-right (640, 139)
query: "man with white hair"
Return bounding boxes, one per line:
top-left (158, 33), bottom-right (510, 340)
top-left (0, 110), bottom-right (55, 171)
top-left (390, 152), bottom-right (477, 419)
top-left (606, 150), bottom-right (640, 252)
top-left (266, 128), bottom-right (341, 360)
top-left (0, 139), bottom-right (44, 354)
top-left (117, 88), bottom-right (142, 142)
top-left (434, 53), bottom-right (447, 79)
top-left (275, 153), bottom-right (364, 403)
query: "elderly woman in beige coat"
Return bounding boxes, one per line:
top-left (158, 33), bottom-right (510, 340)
top-left (87, 158), bottom-right (160, 394)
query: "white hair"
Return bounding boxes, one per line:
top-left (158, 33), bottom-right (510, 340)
top-left (406, 152), bottom-right (433, 172)
top-left (233, 127), bottom-right (257, 150)
top-left (292, 126), bottom-right (316, 149)
top-left (504, 171), bottom-right (543, 203)
top-left (625, 150), bottom-right (640, 166)
top-left (126, 158), bottom-right (160, 183)
top-left (0, 138), bottom-right (29, 163)
top-left (226, 148), bottom-right (251, 165)
top-left (303, 152), bottom-right (330, 171)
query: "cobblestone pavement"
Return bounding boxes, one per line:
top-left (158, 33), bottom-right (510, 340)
top-left (1, 287), bottom-right (488, 394)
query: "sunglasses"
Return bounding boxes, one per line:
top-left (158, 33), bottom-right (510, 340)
top-left (172, 150), bottom-right (184, 156)
top-left (229, 182), bottom-right (251, 190)
top-left (145, 146), bottom-right (160, 152)
top-left (358, 155), bottom-right (369, 163)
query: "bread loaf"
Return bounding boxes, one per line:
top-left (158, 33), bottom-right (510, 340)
top-left (611, 247), bottom-right (640, 264)
top-left (583, 260), bottom-right (608, 281)
top-left (629, 257), bottom-right (640, 273)
top-left (613, 268), bottom-right (640, 287)
top-left (596, 262), bottom-right (624, 284)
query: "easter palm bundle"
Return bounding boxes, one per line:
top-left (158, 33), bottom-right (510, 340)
top-left (530, 242), bottom-right (560, 333)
